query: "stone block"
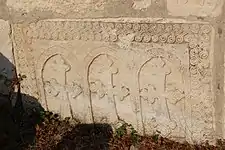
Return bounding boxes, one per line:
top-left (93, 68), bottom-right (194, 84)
top-left (6, 0), bottom-right (166, 19)
top-left (167, 0), bottom-right (224, 17)
top-left (12, 18), bottom-right (215, 143)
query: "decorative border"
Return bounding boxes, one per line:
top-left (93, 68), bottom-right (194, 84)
top-left (25, 20), bottom-right (212, 81)
top-left (13, 19), bottom-right (214, 141)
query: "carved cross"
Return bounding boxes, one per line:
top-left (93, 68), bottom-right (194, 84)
top-left (66, 82), bottom-right (83, 100)
top-left (89, 80), bottom-right (106, 99)
top-left (166, 88), bottom-right (185, 105)
top-left (44, 78), bottom-right (61, 97)
top-left (110, 85), bottom-right (130, 101)
top-left (140, 84), bottom-right (158, 104)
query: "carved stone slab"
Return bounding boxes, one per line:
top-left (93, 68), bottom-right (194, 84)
top-left (12, 18), bottom-right (215, 143)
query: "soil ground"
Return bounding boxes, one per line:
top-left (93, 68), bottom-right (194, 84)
top-left (26, 111), bottom-right (225, 150)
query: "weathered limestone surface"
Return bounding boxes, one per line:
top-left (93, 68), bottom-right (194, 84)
top-left (11, 18), bottom-right (215, 143)
top-left (0, 20), bottom-right (13, 77)
top-left (0, 0), bottom-right (224, 145)
top-left (167, 0), bottom-right (224, 17)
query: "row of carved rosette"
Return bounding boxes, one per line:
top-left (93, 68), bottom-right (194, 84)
top-left (25, 21), bottom-right (211, 44)
top-left (24, 21), bottom-right (212, 83)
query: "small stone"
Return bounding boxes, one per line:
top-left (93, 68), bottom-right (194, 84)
top-left (130, 145), bottom-right (138, 150)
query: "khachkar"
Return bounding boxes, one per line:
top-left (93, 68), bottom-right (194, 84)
top-left (12, 18), bottom-right (215, 143)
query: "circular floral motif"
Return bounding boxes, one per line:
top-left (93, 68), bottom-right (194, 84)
top-left (159, 34), bottom-right (168, 43)
top-left (118, 32), bottom-right (127, 39)
top-left (167, 34), bottom-right (176, 44)
top-left (199, 50), bottom-right (209, 59)
top-left (134, 33), bottom-right (143, 42)
top-left (190, 55), bottom-right (199, 65)
top-left (190, 65), bottom-right (198, 75)
top-left (109, 34), bottom-right (118, 42)
top-left (176, 34), bottom-right (184, 43)
top-left (184, 33), bottom-right (195, 42)
top-left (133, 23), bottom-right (141, 31)
top-left (142, 33), bottom-right (151, 43)
top-left (200, 24), bottom-right (211, 34)
top-left (152, 35), bottom-right (159, 42)
top-left (29, 22), bottom-right (36, 29)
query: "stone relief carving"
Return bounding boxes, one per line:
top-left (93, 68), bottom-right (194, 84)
top-left (89, 54), bottom-right (130, 101)
top-left (12, 24), bottom-right (38, 97)
top-left (40, 54), bottom-right (84, 117)
top-left (44, 78), bottom-right (83, 100)
top-left (42, 54), bottom-right (70, 97)
top-left (88, 54), bottom-right (119, 123)
top-left (13, 19), bottom-right (214, 142)
top-left (166, 88), bottom-right (185, 105)
top-left (138, 56), bottom-right (180, 136)
top-left (25, 21), bottom-right (212, 82)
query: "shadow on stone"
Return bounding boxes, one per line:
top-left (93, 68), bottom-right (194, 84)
top-left (0, 52), bottom-right (44, 149)
top-left (56, 123), bottom-right (113, 150)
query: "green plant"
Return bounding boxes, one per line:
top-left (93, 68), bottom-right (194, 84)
top-left (115, 123), bottom-right (127, 138)
top-left (130, 126), bottom-right (139, 146)
top-left (152, 130), bottom-right (161, 143)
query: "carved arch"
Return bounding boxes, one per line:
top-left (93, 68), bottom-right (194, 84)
top-left (35, 45), bottom-right (78, 109)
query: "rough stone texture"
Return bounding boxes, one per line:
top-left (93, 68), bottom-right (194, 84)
top-left (0, 20), bottom-right (13, 77)
top-left (0, 20), bottom-right (14, 95)
top-left (0, 0), bottom-right (225, 145)
top-left (11, 18), bottom-right (215, 144)
top-left (6, 0), bottom-right (166, 21)
top-left (167, 0), bottom-right (224, 17)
